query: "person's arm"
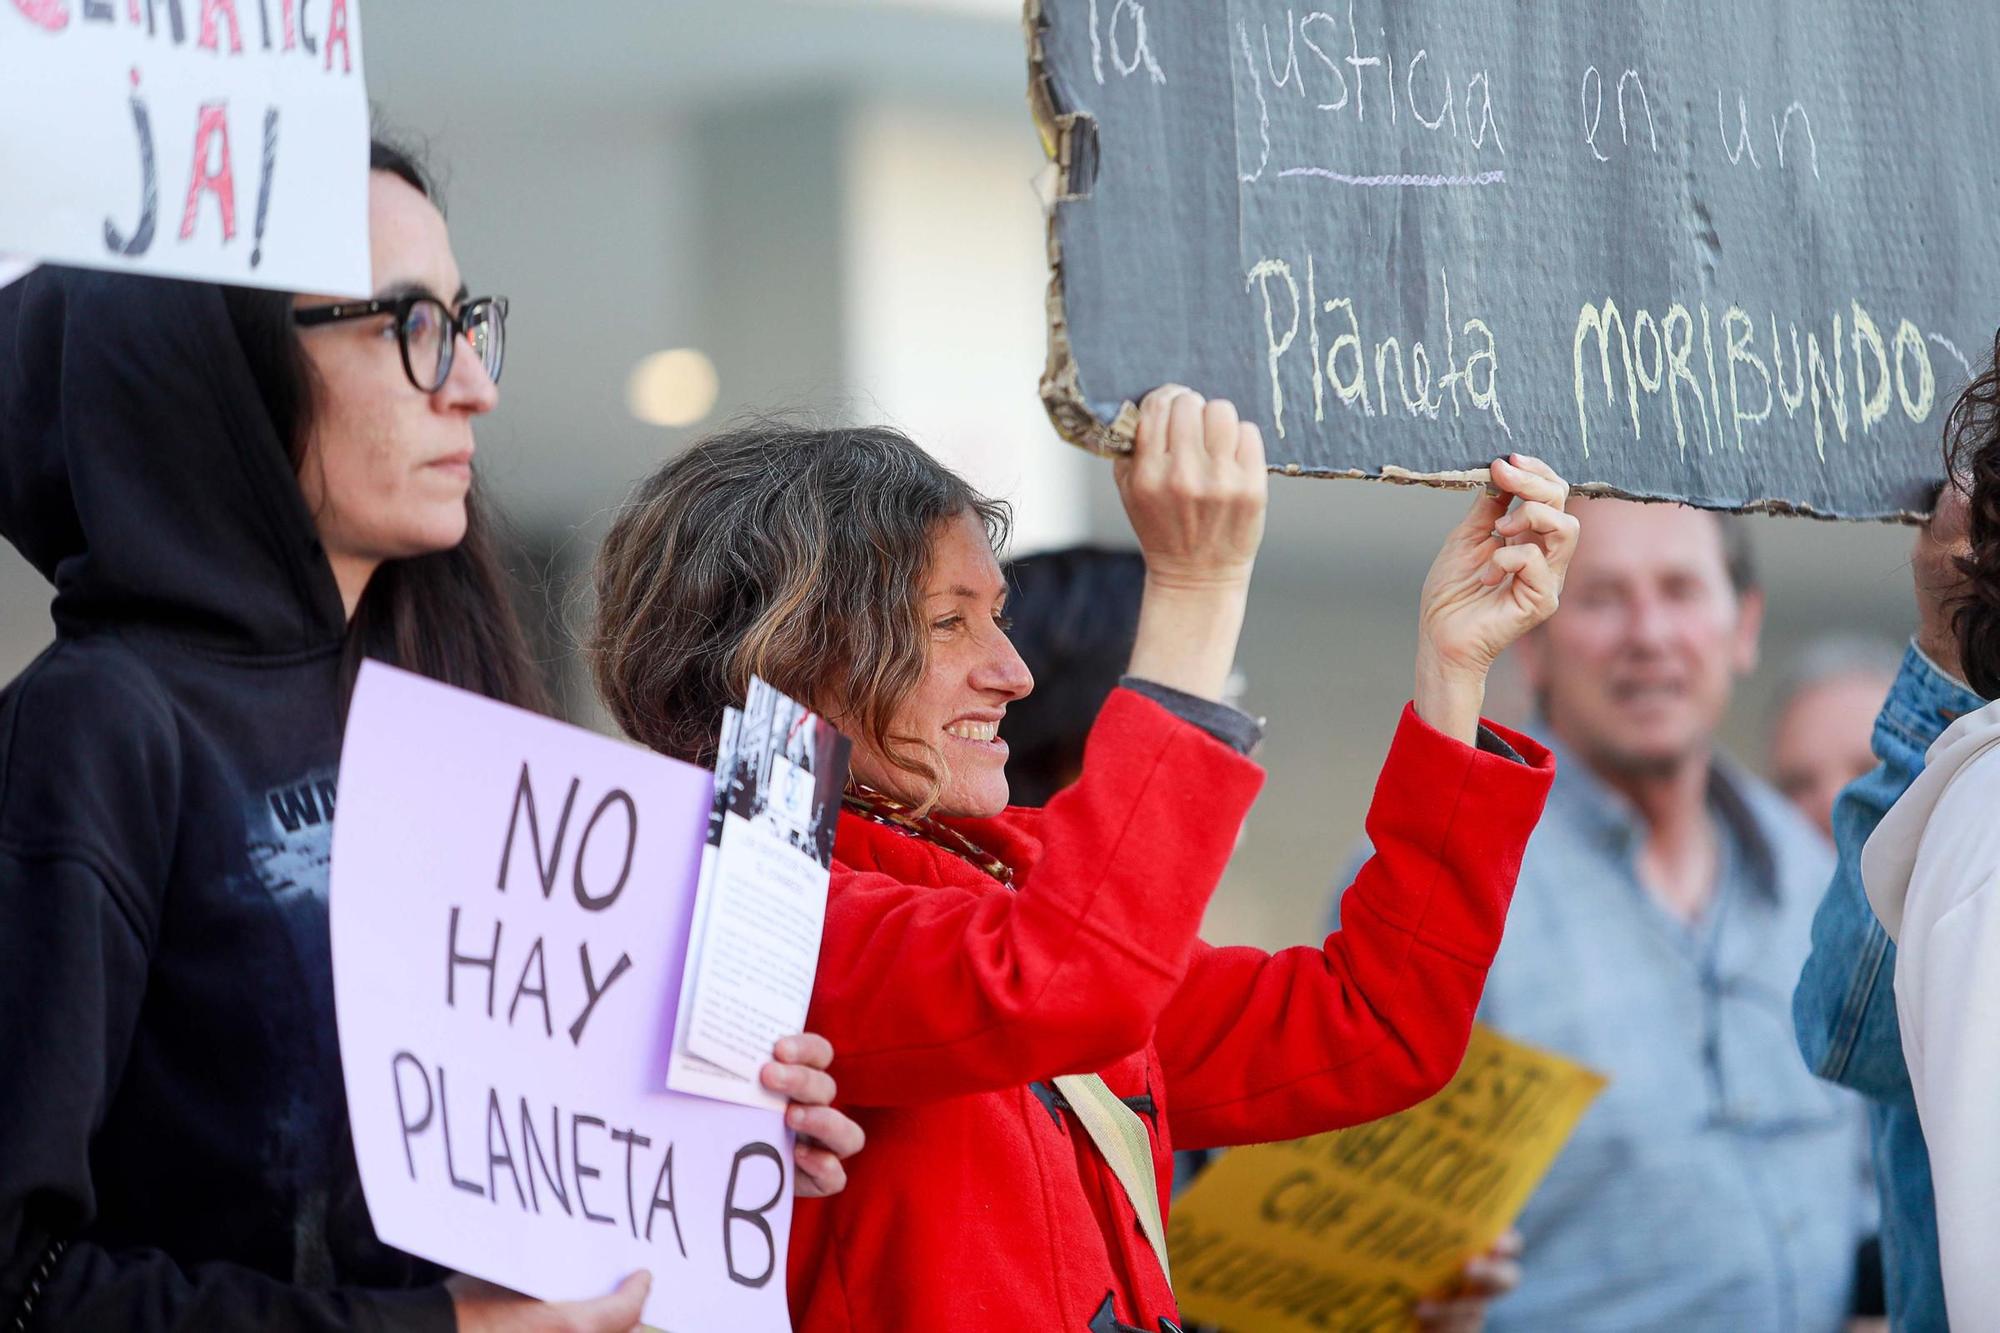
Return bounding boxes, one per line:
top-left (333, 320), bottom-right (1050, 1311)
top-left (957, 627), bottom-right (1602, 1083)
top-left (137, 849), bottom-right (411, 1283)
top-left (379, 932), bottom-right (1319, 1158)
top-left (1154, 713), bottom-right (1553, 1148)
top-left (1119, 386), bottom-right (1266, 704)
top-left (1151, 446), bottom-right (1573, 1144)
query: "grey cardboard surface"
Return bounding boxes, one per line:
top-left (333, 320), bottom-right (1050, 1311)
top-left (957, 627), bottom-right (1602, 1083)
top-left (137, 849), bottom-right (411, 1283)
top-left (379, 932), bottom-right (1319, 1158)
top-left (1028, 0), bottom-right (2000, 519)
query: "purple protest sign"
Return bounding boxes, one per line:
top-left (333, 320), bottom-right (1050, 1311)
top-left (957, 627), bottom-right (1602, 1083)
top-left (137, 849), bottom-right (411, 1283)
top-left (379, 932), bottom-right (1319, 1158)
top-left (330, 662), bottom-right (795, 1331)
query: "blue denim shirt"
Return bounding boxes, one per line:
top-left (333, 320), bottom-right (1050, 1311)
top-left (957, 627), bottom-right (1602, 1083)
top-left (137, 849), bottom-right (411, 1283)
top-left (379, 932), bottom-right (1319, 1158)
top-left (1398, 731), bottom-right (1871, 1331)
top-left (1792, 642), bottom-right (1982, 1333)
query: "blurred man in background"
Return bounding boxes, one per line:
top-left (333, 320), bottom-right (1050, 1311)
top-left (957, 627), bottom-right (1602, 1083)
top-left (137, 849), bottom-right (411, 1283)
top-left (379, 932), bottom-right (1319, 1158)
top-left (1767, 639), bottom-right (1901, 841)
top-left (1337, 498), bottom-right (1872, 1331)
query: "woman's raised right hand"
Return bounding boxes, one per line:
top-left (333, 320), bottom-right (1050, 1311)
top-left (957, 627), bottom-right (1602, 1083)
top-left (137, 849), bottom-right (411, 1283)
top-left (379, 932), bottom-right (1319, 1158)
top-left (1115, 386), bottom-right (1268, 702)
top-left (1114, 385), bottom-right (1268, 593)
top-left (447, 1270), bottom-right (650, 1333)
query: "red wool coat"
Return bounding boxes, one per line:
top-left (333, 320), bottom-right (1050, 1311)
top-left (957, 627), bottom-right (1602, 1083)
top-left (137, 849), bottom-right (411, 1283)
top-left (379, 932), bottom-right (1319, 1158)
top-left (786, 688), bottom-right (1553, 1331)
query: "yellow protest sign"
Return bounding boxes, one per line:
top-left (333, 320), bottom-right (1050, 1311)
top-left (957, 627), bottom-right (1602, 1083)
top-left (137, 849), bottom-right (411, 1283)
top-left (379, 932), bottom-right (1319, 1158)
top-left (1167, 1024), bottom-right (1606, 1333)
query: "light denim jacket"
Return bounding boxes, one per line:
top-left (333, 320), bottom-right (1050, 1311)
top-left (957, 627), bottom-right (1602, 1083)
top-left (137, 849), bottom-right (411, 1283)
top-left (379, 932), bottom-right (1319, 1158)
top-left (1793, 642), bottom-right (1983, 1333)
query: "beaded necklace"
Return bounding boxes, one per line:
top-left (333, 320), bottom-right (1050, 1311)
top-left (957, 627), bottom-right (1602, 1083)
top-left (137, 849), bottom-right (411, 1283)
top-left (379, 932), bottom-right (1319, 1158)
top-left (840, 783), bottom-right (1015, 885)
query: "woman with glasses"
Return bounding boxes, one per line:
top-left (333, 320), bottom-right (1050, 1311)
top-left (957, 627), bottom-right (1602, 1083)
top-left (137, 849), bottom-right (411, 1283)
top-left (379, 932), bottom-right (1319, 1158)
top-left (0, 140), bottom-right (861, 1333)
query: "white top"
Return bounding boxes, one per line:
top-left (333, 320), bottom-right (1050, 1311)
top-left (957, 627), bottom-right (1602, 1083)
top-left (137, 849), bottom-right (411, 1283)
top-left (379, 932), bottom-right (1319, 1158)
top-left (1864, 694), bottom-right (2000, 1325)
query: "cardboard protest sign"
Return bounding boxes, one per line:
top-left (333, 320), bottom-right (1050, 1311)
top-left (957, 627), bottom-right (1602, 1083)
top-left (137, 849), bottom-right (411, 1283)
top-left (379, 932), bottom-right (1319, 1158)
top-left (0, 0), bottom-right (369, 296)
top-left (1167, 1025), bottom-right (1605, 1333)
top-left (1026, 0), bottom-right (2000, 517)
top-left (330, 663), bottom-right (796, 1332)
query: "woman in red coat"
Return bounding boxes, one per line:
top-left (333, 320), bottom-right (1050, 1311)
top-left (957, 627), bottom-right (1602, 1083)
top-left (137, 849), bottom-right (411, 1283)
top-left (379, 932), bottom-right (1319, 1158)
top-left (589, 387), bottom-right (1576, 1331)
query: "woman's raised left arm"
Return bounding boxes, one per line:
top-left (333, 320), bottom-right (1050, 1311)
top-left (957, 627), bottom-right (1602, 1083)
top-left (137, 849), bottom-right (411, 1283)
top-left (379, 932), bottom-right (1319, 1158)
top-left (1156, 458), bottom-right (1573, 1147)
top-left (1154, 703), bottom-right (1553, 1149)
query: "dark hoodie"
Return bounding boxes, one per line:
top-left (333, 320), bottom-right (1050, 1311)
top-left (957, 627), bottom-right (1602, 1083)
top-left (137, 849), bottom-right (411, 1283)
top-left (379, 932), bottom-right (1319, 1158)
top-left (0, 269), bottom-right (454, 1331)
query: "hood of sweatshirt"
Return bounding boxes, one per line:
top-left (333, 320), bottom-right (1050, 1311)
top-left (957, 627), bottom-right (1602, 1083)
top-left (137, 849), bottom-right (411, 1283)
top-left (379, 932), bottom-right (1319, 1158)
top-left (0, 266), bottom-right (346, 655)
top-left (1863, 694), bottom-right (2000, 939)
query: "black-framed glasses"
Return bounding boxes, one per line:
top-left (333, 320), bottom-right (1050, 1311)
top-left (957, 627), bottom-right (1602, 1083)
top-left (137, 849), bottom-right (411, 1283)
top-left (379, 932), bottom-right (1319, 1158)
top-left (294, 293), bottom-right (507, 394)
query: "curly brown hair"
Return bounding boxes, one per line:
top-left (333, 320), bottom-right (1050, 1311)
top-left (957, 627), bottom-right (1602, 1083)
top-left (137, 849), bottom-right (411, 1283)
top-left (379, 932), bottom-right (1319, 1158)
top-left (1948, 331), bottom-right (2000, 700)
top-left (590, 420), bottom-right (1009, 805)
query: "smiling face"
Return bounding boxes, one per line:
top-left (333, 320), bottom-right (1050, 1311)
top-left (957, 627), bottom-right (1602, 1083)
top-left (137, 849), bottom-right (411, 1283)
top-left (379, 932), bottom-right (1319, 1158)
top-left (1519, 498), bottom-right (1763, 780)
top-left (849, 510), bottom-right (1035, 818)
top-left (293, 170), bottom-right (498, 607)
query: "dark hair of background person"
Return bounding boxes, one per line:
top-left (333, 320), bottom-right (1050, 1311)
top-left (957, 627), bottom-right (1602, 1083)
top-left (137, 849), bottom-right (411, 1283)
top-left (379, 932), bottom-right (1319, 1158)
top-left (1947, 329), bottom-right (2000, 699)
top-left (1715, 513), bottom-right (1758, 596)
top-left (1000, 546), bottom-right (1147, 807)
top-left (219, 138), bottom-right (550, 712)
top-left (591, 419), bottom-right (1008, 810)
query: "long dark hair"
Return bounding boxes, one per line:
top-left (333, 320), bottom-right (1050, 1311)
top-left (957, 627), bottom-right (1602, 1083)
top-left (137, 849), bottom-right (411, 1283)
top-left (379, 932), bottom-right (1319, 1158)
top-left (1949, 331), bottom-right (2000, 700)
top-left (223, 139), bottom-right (549, 711)
top-left (590, 419), bottom-right (1008, 812)
top-left (999, 546), bottom-right (1147, 806)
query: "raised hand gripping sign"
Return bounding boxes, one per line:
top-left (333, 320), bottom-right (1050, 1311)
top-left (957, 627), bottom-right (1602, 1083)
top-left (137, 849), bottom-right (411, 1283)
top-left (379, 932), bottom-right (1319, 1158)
top-left (330, 663), bottom-right (796, 1332)
top-left (0, 0), bottom-right (370, 296)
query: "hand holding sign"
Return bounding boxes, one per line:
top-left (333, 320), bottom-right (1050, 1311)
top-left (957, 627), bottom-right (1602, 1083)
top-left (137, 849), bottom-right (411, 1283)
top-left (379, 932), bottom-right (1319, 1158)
top-left (447, 1270), bottom-right (653, 1333)
top-left (1117, 385), bottom-right (1269, 704)
top-left (762, 1033), bottom-right (866, 1199)
top-left (1413, 1232), bottom-right (1522, 1332)
top-left (1414, 454), bottom-right (1577, 742)
top-left (1166, 1025), bottom-right (1604, 1333)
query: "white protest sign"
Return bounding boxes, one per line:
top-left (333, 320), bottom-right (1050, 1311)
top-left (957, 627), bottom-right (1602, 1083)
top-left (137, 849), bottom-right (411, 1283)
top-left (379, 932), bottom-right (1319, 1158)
top-left (669, 680), bottom-right (847, 1110)
top-left (331, 663), bottom-right (796, 1332)
top-left (0, 0), bottom-right (370, 295)
top-left (683, 680), bottom-right (844, 1086)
